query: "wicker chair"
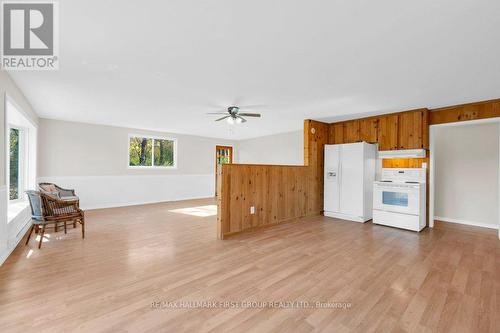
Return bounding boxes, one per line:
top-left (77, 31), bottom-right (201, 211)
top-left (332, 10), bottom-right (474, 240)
top-left (38, 183), bottom-right (79, 231)
top-left (38, 183), bottom-right (79, 201)
top-left (26, 191), bottom-right (85, 249)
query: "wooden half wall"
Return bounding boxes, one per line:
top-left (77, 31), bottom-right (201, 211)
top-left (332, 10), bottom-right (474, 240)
top-left (217, 120), bottom-right (328, 239)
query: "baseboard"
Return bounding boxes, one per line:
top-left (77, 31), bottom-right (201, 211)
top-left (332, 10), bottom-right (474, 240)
top-left (0, 185), bottom-right (32, 266)
top-left (0, 250), bottom-right (9, 267)
top-left (0, 216), bottom-right (31, 265)
top-left (434, 216), bottom-right (499, 230)
top-left (84, 195), bottom-right (215, 210)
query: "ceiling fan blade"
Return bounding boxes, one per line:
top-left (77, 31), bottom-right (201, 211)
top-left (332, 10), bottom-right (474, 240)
top-left (238, 113), bottom-right (261, 117)
top-left (215, 116), bottom-right (230, 121)
top-left (206, 112), bottom-right (228, 115)
top-left (237, 116), bottom-right (247, 123)
top-left (238, 104), bottom-right (267, 109)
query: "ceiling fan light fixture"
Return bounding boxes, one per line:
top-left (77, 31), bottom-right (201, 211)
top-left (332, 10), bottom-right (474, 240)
top-left (209, 105), bottom-right (261, 124)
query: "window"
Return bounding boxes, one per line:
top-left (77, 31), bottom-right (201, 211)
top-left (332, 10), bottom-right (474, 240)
top-left (128, 135), bottom-right (176, 168)
top-left (6, 98), bottom-right (37, 223)
top-left (382, 191), bottom-right (408, 207)
top-left (9, 128), bottom-right (22, 200)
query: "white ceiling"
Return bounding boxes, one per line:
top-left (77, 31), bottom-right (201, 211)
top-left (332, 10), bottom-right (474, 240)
top-left (9, 0), bottom-right (500, 140)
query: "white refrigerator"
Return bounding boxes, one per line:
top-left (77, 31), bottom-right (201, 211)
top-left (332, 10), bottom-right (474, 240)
top-left (324, 142), bottom-right (377, 222)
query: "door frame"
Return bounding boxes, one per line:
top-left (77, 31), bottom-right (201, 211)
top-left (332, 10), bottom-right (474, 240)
top-left (215, 145), bottom-right (234, 196)
top-left (429, 117), bottom-right (500, 239)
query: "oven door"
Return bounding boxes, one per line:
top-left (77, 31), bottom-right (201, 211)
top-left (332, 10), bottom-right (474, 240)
top-left (373, 183), bottom-right (420, 215)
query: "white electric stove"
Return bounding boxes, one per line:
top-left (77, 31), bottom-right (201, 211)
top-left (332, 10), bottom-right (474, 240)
top-left (373, 168), bottom-right (426, 232)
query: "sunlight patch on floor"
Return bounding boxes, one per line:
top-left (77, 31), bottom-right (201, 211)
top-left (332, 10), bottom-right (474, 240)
top-left (169, 205), bottom-right (217, 217)
top-left (35, 233), bottom-right (51, 243)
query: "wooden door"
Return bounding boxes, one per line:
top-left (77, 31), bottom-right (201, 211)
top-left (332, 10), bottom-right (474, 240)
top-left (378, 115), bottom-right (399, 150)
top-left (215, 146), bottom-right (233, 196)
top-left (398, 110), bottom-right (424, 149)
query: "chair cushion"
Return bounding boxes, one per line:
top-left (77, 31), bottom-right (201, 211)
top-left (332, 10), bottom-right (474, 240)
top-left (60, 195), bottom-right (79, 201)
top-left (41, 184), bottom-right (57, 192)
top-left (46, 191), bottom-right (60, 199)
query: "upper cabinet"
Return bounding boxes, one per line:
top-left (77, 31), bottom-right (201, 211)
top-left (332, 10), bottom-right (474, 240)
top-left (359, 118), bottom-right (378, 143)
top-left (328, 108), bottom-right (429, 150)
top-left (343, 120), bottom-right (360, 143)
top-left (398, 109), bottom-right (429, 149)
top-left (378, 115), bottom-right (399, 150)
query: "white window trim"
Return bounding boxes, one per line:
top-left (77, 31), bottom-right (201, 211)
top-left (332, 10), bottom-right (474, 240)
top-left (127, 133), bottom-right (178, 169)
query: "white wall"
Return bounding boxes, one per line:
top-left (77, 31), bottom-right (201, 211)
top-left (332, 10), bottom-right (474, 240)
top-left (237, 130), bottom-right (304, 165)
top-left (0, 71), bottom-right (39, 265)
top-left (38, 119), bottom-right (236, 209)
top-left (434, 122), bottom-right (499, 229)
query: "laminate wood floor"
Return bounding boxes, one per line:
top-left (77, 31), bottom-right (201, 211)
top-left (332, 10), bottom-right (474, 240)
top-left (0, 198), bottom-right (499, 333)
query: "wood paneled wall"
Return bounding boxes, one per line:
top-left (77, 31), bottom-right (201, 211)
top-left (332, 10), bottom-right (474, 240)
top-left (327, 108), bottom-right (430, 151)
top-left (217, 164), bottom-right (308, 239)
top-left (430, 98), bottom-right (500, 125)
top-left (217, 120), bottom-right (328, 239)
top-left (328, 98), bottom-right (500, 148)
top-left (304, 120), bottom-right (329, 215)
top-left (327, 108), bottom-right (430, 170)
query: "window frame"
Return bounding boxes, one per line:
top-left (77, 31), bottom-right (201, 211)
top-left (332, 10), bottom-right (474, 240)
top-left (127, 133), bottom-right (177, 169)
top-left (7, 125), bottom-right (27, 202)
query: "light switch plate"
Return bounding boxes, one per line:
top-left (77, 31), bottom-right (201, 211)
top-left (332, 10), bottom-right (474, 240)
top-left (250, 206), bottom-right (255, 214)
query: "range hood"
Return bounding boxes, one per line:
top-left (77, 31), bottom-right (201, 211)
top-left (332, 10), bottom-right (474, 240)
top-left (377, 149), bottom-right (426, 159)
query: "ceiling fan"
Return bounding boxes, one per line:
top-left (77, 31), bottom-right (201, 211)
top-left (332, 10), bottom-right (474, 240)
top-left (207, 106), bottom-right (261, 124)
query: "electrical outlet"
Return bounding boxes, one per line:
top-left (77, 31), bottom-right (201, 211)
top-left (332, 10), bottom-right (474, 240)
top-left (250, 206), bottom-right (255, 214)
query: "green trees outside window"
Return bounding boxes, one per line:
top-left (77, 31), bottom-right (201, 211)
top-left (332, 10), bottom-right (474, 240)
top-left (153, 139), bottom-right (174, 167)
top-left (129, 136), bottom-right (175, 167)
top-left (9, 128), bottom-right (20, 200)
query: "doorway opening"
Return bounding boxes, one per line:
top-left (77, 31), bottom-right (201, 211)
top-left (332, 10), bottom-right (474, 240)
top-left (215, 145), bottom-right (233, 196)
top-left (429, 118), bottom-right (500, 237)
